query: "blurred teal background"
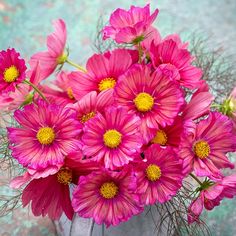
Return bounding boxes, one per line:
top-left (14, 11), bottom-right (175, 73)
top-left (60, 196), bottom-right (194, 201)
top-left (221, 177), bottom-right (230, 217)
top-left (0, 0), bottom-right (236, 235)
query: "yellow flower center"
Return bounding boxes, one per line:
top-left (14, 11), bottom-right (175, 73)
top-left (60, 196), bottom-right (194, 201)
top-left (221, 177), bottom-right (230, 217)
top-left (151, 130), bottom-right (168, 145)
top-left (100, 181), bottom-right (118, 199)
top-left (67, 87), bottom-right (74, 99)
top-left (103, 129), bottom-right (122, 148)
top-left (36, 127), bottom-right (55, 145)
top-left (80, 111), bottom-right (96, 123)
top-left (98, 77), bottom-right (116, 91)
top-left (193, 140), bottom-right (210, 159)
top-left (57, 168), bottom-right (72, 185)
top-left (146, 164), bottom-right (162, 181)
top-left (3, 66), bottom-right (19, 83)
top-left (134, 92), bottom-right (154, 112)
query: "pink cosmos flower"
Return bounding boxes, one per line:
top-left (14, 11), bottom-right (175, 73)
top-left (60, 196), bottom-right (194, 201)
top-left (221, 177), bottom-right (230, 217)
top-left (7, 99), bottom-right (82, 171)
top-left (134, 144), bottom-right (183, 205)
top-left (11, 151), bottom-right (99, 220)
top-left (114, 65), bottom-right (184, 142)
top-left (30, 19), bottom-right (67, 81)
top-left (82, 106), bottom-right (143, 169)
top-left (150, 39), bottom-right (203, 89)
top-left (69, 49), bottom-right (133, 100)
top-left (70, 90), bottom-right (114, 124)
top-left (0, 84), bottom-right (31, 111)
top-left (149, 116), bottom-right (186, 151)
top-left (179, 112), bottom-right (236, 180)
top-left (182, 82), bottom-right (214, 121)
top-left (0, 48), bottom-right (27, 94)
top-left (39, 71), bottom-right (76, 106)
top-left (188, 174), bottom-right (236, 224)
top-left (0, 62), bottom-right (42, 111)
top-left (102, 4), bottom-right (159, 44)
top-left (72, 166), bottom-right (143, 227)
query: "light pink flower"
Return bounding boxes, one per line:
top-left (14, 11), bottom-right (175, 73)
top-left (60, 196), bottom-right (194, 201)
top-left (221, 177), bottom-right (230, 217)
top-left (30, 19), bottom-right (67, 81)
top-left (188, 175), bottom-right (236, 224)
top-left (82, 106), bottom-right (143, 169)
top-left (69, 49), bottom-right (133, 100)
top-left (102, 4), bottom-right (159, 44)
top-left (150, 39), bottom-right (203, 89)
top-left (114, 65), bottom-right (184, 142)
top-left (0, 48), bottom-right (27, 94)
top-left (7, 99), bottom-right (82, 171)
top-left (72, 166), bottom-right (143, 227)
top-left (135, 144), bottom-right (183, 204)
top-left (70, 90), bottom-right (114, 124)
top-left (179, 112), bottom-right (236, 179)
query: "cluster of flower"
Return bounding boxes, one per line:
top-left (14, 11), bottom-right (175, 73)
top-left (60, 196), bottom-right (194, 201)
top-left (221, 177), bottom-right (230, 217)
top-left (0, 4), bottom-right (236, 227)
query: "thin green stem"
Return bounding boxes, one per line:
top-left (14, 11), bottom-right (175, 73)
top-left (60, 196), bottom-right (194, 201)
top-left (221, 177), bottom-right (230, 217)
top-left (23, 80), bottom-right (47, 101)
top-left (211, 103), bottom-right (220, 109)
top-left (137, 42), bottom-right (143, 63)
top-left (66, 59), bottom-right (86, 73)
top-left (189, 173), bottom-right (203, 186)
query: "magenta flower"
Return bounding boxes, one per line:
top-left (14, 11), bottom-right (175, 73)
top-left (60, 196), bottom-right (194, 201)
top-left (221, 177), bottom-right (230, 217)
top-left (188, 175), bottom-right (236, 224)
top-left (182, 82), bottom-right (214, 121)
top-left (69, 49), bottom-right (133, 100)
top-left (40, 71), bottom-right (76, 106)
top-left (0, 48), bottom-right (27, 94)
top-left (102, 4), bottom-right (159, 44)
top-left (115, 65), bottom-right (184, 142)
top-left (71, 90), bottom-right (114, 124)
top-left (150, 116), bottom-right (187, 151)
top-left (134, 144), bottom-right (183, 204)
top-left (82, 106), bottom-right (143, 169)
top-left (179, 112), bottom-right (236, 179)
top-left (150, 39), bottom-right (203, 89)
top-left (7, 100), bottom-right (82, 171)
top-left (30, 19), bottom-right (67, 81)
top-left (72, 167), bottom-right (143, 227)
top-left (11, 152), bottom-right (99, 220)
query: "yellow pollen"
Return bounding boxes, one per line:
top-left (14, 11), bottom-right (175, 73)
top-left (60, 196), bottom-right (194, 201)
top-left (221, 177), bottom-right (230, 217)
top-left (134, 92), bottom-right (154, 112)
top-left (36, 127), bottom-right (55, 145)
top-left (103, 129), bottom-right (122, 148)
top-left (3, 66), bottom-right (19, 83)
top-left (146, 164), bottom-right (162, 181)
top-left (193, 140), bottom-right (210, 159)
top-left (80, 111), bottom-right (96, 123)
top-left (98, 78), bottom-right (116, 91)
top-left (67, 87), bottom-right (74, 99)
top-left (151, 130), bottom-right (168, 145)
top-left (57, 168), bottom-right (72, 185)
top-left (100, 181), bottom-right (118, 199)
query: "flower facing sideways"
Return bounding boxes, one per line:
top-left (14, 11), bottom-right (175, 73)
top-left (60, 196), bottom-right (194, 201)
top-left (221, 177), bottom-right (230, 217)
top-left (102, 4), bottom-right (159, 44)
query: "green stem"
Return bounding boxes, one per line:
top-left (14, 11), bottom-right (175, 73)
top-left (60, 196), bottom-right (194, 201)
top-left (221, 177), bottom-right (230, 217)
top-left (189, 173), bottom-right (203, 186)
top-left (23, 80), bottom-right (47, 101)
top-left (211, 103), bottom-right (220, 109)
top-left (66, 59), bottom-right (86, 73)
top-left (137, 42), bottom-right (143, 63)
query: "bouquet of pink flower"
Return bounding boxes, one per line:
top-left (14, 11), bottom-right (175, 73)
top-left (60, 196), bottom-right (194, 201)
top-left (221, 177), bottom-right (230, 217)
top-left (1, 3), bottom-right (236, 234)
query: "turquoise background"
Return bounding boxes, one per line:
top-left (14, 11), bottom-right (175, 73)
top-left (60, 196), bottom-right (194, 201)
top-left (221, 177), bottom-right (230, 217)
top-left (0, 0), bottom-right (236, 235)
